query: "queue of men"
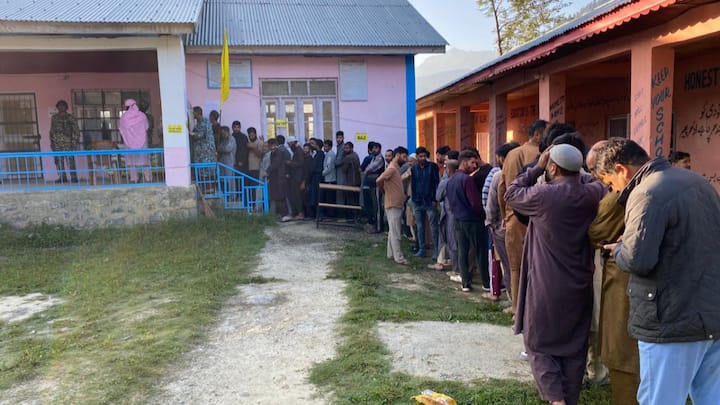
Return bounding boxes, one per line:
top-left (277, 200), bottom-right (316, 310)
top-left (190, 105), bottom-right (720, 404)
top-left (372, 121), bottom-right (719, 405)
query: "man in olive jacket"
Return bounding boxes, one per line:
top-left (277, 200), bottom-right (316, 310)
top-left (587, 141), bottom-right (639, 405)
top-left (598, 138), bottom-right (720, 405)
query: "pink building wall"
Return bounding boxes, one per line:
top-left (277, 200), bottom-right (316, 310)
top-left (673, 54), bottom-right (720, 191)
top-left (507, 96), bottom-right (539, 143)
top-left (0, 72), bottom-right (161, 178)
top-left (185, 54), bottom-right (408, 156)
top-left (566, 79), bottom-right (630, 146)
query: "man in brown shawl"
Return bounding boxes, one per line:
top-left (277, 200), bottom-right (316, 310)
top-left (506, 144), bottom-right (606, 405)
top-left (586, 140), bottom-right (640, 405)
top-left (498, 119), bottom-right (546, 313)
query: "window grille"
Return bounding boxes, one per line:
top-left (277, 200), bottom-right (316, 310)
top-left (72, 89), bottom-right (150, 146)
top-left (0, 93), bottom-right (42, 179)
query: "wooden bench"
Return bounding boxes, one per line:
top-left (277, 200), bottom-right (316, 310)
top-left (316, 183), bottom-right (362, 228)
top-left (86, 140), bottom-right (120, 185)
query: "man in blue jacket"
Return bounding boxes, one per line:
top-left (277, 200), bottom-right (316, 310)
top-left (410, 147), bottom-right (440, 259)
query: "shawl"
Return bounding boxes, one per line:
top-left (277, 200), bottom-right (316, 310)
top-left (119, 99), bottom-right (149, 149)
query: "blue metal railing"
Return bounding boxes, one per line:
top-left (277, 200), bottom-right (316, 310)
top-left (0, 149), bottom-right (269, 215)
top-left (0, 148), bottom-right (165, 192)
top-left (191, 162), bottom-right (269, 214)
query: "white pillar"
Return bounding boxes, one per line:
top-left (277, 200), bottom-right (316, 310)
top-left (156, 36), bottom-right (191, 187)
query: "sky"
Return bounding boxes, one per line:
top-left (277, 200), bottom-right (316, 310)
top-left (407, 0), bottom-right (594, 63)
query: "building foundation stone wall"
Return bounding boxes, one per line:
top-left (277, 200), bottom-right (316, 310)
top-left (0, 186), bottom-right (197, 229)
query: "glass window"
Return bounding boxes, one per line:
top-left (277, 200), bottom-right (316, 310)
top-left (303, 101), bottom-right (314, 140)
top-left (0, 93), bottom-right (39, 152)
top-left (104, 92), bottom-right (121, 105)
top-left (322, 100), bottom-right (334, 140)
top-left (285, 101), bottom-right (296, 138)
top-left (291, 81), bottom-right (308, 95)
top-left (265, 101), bottom-right (277, 139)
top-left (261, 80), bottom-right (337, 144)
top-left (608, 114), bottom-right (629, 138)
top-left (261, 81), bottom-right (290, 96)
top-left (309, 80), bottom-right (336, 96)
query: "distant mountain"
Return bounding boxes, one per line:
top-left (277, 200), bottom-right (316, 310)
top-left (416, 48), bottom-right (498, 98)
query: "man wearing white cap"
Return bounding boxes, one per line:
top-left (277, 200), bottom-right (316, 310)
top-left (505, 144), bottom-right (606, 405)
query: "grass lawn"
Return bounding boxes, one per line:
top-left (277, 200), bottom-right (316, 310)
top-left (310, 237), bottom-right (613, 405)
top-left (1, 215), bottom-right (613, 404)
top-left (0, 213), bottom-right (271, 403)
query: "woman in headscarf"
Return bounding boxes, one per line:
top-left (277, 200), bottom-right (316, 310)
top-left (118, 98), bottom-right (150, 183)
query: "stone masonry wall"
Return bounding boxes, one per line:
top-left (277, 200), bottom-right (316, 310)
top-left (0, 186), bottom-right (198, 229)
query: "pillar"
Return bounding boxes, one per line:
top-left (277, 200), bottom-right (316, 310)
top-left (539, 73), bottom-right (566, 124)
top-left (490, 93), bottom-right (507, 165)
top-left (456, 106), bottom-right (472, 150)
top-left (434, 112), bottom-right (445, 149)
top-left (406, 55), bottom-right (417, 152)
top-left (156, 36), bottom-right (191, 187)
top-left (630, 45), bottom-right (674, 157)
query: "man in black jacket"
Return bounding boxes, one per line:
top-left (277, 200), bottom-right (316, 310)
top-left (599, 138), bottom-right (720, 405)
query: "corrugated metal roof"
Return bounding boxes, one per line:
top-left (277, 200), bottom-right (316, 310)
top-left (0, 0), bottom-right (204, 24)
top-left (419, 0), bottom-right (639, 98)
top-left (186, 0), bottom-right (447, 48)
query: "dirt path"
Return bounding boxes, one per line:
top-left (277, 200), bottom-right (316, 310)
top-left (2, 221), bottom-right (531, 404)
top-left (158, 222), bottom-right (348, 404)
top-left (159, 221), bottom-right (532, 404)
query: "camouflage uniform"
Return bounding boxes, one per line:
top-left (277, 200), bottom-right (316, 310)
top-left (190, 116), bottom-right (217, 186)
top-left (190, 117), bottom-right (217, 163)
top-left (50, 111), bottom-right (81, 182)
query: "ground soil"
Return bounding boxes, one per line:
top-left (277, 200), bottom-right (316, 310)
top-left (1, 221), bottom-right (532, 404)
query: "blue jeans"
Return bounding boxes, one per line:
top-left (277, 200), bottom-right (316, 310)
top-left (638, 339), bottom-right (720, 405)
top-left (413, 202), bottom-right (439, 259)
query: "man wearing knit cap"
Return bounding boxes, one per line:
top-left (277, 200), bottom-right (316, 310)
top-left (505, 144), bottom-right (606, 405)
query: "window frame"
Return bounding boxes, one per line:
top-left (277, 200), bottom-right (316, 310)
top-left (207, 59), bottom-right (253, 89)
top-left (339, 61), bottom-right (368, 101)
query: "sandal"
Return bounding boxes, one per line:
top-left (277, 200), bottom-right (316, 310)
top-left (482, 292), bottom-right (500, 301)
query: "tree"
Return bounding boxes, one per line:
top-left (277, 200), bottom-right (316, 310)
top-left (477, 0), bottom-right (571, 55)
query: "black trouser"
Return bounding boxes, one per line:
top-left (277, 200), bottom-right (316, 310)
top-left (455, 220), bottom-right (489, 289)
top-left (307, 175), bottom-right (321, 218)
top-left (54, 155), bottom-right (78, 181)
top-left (363, 187), bottom-right (375, 224)
top-left (288, 173), bottom-right (303, 216)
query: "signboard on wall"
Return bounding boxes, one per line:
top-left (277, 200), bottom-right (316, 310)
top-left (340, 61), bottom-right (368, 101)
top-left (167, 124), bottom-right (183, 134)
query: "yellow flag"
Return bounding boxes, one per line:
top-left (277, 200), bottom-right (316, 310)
top-left (220, 28), bottom-right (230, 108)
